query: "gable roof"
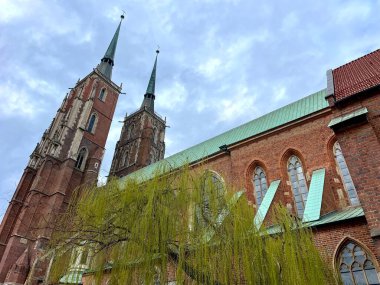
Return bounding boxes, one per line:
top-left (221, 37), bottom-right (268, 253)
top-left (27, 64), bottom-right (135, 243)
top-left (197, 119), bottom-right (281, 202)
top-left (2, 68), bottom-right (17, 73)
top-left (123, 89), bottom-right (329, 183)
top-left (333, 49), bottom-right (380, 101)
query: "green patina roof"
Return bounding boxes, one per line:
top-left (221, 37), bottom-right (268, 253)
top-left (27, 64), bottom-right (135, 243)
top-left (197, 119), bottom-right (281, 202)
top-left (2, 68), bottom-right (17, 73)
top-left (103, 19), bottom-right (122, 61)
top-left (146, 51), bottom-right (159, 95)
top-left (123, 88), bottom-right (329, 184)
top-left (328, 106), bottom-right (368, 128)
top-left (254, 180), bottom-right (281, 229)
top-left (97, 17), bottom-right (123, 79)
top-left (305, 206), bottom-right (364, 227)
top-left (266, 206), bottom-right (365, 235)
top-left (302, 168), bottom-right (325, 223)
top-left (59, 269), bottom-right (84, 284)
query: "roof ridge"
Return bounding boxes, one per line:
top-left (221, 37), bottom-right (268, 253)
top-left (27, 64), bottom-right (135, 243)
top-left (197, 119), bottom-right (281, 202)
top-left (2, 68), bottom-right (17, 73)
top-left (124, 88), bottom-right (329, 183)
top-left (166, 88), bottom-right (327, 154)
top-left (333, 48), bottom-right (380, 71)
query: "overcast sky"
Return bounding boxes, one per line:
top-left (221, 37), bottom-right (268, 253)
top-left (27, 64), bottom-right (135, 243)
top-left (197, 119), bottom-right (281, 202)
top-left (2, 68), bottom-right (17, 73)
top-left (0, 0), bottom-right (379, 219)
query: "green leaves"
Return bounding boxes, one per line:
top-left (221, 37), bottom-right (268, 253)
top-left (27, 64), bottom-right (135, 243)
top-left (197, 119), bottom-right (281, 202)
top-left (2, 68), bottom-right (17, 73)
top-left (49, 166), bottom-right (337, 285)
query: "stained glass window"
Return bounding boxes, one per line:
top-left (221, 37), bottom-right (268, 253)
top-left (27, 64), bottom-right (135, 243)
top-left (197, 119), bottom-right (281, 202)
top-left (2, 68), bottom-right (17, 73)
top-left (287, 155), bottom-right (308, 218)
top-left (338, 241), bottom-right (380, 285)
top-left (333, 141), bottom-right (360, 206)
top-left (253, 166), bottom-right (268, 207)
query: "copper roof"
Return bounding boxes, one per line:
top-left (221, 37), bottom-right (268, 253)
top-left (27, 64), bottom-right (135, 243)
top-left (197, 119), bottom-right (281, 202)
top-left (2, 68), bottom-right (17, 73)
top-left (333, 49), bottom-right (380, 101)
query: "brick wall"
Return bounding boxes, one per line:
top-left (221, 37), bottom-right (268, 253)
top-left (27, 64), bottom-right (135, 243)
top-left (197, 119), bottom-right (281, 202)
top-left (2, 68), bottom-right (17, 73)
top-left (330, 90), bottom-right (380, 258)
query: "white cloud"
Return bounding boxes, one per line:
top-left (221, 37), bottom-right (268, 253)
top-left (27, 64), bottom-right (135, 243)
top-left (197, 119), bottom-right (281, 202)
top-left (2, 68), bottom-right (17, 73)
top-left (157, 81), bottom-right (188, 110)
top-left (197, 35), bottom-right (260, 81)
top-left (336, 1), bottom-right (371, 23)
top-left (195, 94), bottom-right (207, 113)
top-left (272, 86), bottom-right (287, 102)
top-left (0, 82), bottom-right (42, 118)
top-left (163, 131), bottom-right (186, 157)
top-left (281, 12), bottom-right (299, 32)
top-left (216, 85), bottom-right (258, 123)
top-left (12, 67), bottom-right (61, 99)
top-left (0, 0), bottom-right (40, 23)
top-left (197, 57), bottom-right (222, 79)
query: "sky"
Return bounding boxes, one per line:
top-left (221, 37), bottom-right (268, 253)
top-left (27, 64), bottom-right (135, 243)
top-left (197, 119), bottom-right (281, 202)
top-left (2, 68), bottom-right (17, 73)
top-left (0, 0), bottom-right (380, 219)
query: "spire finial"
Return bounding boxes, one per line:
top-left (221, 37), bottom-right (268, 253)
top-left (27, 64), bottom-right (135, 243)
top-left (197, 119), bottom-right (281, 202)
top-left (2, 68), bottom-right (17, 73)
top-left (97, 16), bottom-right (124, 79)
top-left (141, 50), bottom-right (160, 111)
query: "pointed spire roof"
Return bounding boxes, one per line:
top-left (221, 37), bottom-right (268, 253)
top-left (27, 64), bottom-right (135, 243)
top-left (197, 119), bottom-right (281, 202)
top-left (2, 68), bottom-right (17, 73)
top-left (97, 15), bottom-right (124, 79)
top-left (141, 50), bottom-right (159, 112)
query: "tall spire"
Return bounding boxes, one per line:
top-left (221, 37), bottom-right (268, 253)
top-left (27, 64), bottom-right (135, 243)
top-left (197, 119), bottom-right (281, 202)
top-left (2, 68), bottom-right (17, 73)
top-left (97, 15), bottom-right (124, 79)
top-left (141, 50), bottom-right (159, 112)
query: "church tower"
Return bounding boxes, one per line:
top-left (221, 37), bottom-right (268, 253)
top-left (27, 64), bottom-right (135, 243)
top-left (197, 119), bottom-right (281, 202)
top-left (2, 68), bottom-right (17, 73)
top-left (0, 16), bottom-right (124, 284)
top-left (109, 50), bottom-right (166, 178)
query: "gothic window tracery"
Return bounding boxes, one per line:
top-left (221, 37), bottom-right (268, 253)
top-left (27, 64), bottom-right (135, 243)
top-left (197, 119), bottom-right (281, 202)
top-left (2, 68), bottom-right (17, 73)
top-left (196, 171), bottom-right (226, 228)
top-left (333, 141), bottom-right (360, 206)
top-left (128, 124), bottom-right (135, 140)
top-left (99, 88), bottom-right (106, 101)
top-left (75, 147), bottom-right (87, 170)
top-left (87, 113), bottom-right (97, 134)
top-left (122, 150), bottom-right (129, 167)
top-left (253, 166), bottom-right (268, 207)
top-left (153, 127), bottom-right (158, 143)
top-left (287, 155), bottom-right (308, 218)
top-left (337, 240), bottom-right (380, 285)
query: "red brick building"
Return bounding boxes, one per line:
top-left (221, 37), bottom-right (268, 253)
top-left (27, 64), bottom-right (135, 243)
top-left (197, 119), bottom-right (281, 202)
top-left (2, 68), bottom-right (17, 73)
top-left (113, 49), bottom-right (380, 284)
top-left (109, 50), bottom-right (166, 179)
top-left (1, 14), bottom-right (380, 283)
top-left (0, 16), bottom-right (126, 285)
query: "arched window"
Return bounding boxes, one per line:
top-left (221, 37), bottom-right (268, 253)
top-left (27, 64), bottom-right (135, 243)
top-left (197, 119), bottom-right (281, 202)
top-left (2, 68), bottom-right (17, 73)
top-left (122, 151), bottom-right (129, 167)
top-left (287, 155), bottom-right (308, 218)
top-left (253, 166), bottom-right (268, 207)
top-left (153, 127), bottom-right (158, 143)
top-left (334, 141), bottom-right (360, 206)
top-left (98, 88), bottom-right (106, 101)
top-left (128, 124), bottom-right (135, 140)
top-left (337, 240), bottom-right (380, 285)
top-left (196, 171), bottom-right (226, 227)
top-left (87, 113), bottom-right (97, 133)
top-left (74, 148), bottom-right (87, 170)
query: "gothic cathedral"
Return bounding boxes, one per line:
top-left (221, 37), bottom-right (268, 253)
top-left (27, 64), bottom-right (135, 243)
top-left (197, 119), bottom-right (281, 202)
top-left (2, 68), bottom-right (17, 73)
top-left (0, 16), bottom-right (166, 284)
top-left (109, 50), bottom-right (166, 178)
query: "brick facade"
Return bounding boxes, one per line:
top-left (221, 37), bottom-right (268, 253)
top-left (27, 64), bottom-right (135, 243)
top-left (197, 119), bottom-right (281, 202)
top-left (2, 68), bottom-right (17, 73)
top-left (0, 13), bottom-right (125, 280)
top-left (82, 51), bottom-right (380, 284)
top-left (109, 108), bottom-right (166, 178)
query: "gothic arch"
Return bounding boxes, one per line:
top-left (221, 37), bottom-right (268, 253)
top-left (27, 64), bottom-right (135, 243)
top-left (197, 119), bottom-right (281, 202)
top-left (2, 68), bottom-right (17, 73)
top-left (279, 148), bottom-right (307, 179)
top-left (245, 160), bottom-right (269, 206)
top-left (128, 124), bottom-right (135, 140)
top-left (122, 149), bottom-right (129, 168)
top-left (98, 87), bottom-right (107, 101)
top-left (152, 127), bottom-right (158, 143)
top-left (326, 134), bottom-right (338, 164)
top-left (196, 170), bottom-right (226, 228)
top-left (87, 112), bottom-right (98, 134)
top-left (280, 148), bottom-right (309, 218)
top-left (333, 236), bottom-right (380, 284)
top-left (74, 147), bottom-right (88, 171)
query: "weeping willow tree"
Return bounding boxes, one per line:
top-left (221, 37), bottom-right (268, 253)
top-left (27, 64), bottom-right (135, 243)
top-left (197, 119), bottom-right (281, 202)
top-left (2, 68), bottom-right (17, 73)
top-left (48, 166), bottom-right (338, 284)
